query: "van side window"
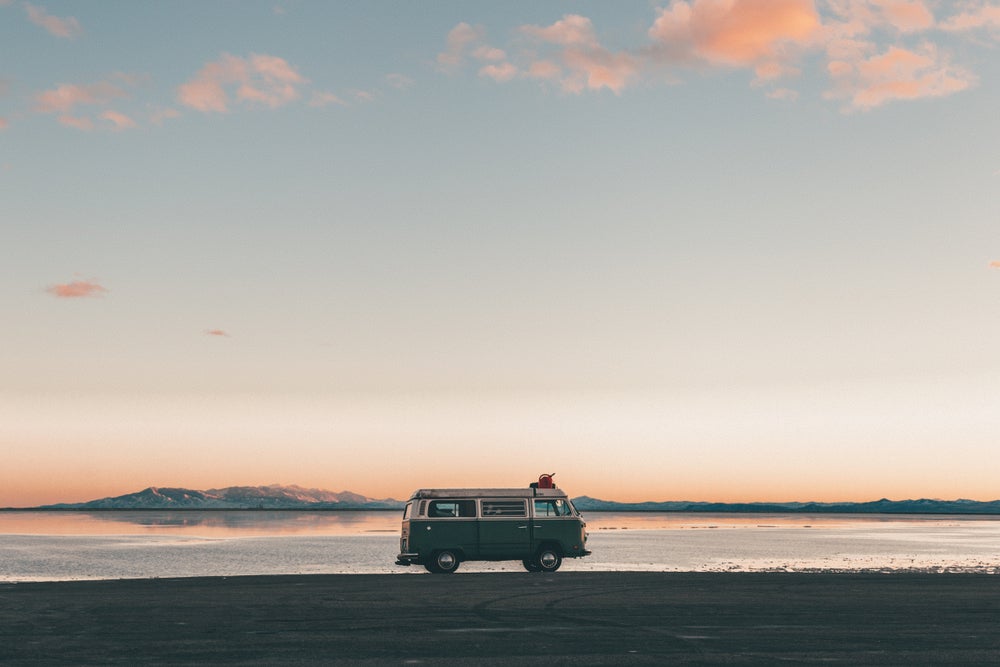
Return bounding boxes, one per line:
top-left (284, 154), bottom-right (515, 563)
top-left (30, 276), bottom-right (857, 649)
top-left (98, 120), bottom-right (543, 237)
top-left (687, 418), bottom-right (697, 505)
top-left (482, 500), bottom-right (526, 517)
top-left (534, 499), bottom-right (572, 517)
top-left (428, 500), bottom-right (476, 518)
top-left (403, 503), bottom-right (412, 520)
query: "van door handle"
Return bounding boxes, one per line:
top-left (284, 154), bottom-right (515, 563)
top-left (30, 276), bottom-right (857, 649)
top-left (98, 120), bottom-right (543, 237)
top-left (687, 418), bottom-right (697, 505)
top-left (517, 525), bottom-right (527, 529)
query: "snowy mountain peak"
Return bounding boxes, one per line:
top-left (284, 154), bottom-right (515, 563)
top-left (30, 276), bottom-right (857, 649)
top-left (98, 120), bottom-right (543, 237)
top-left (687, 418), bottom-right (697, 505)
top-left (41, 485), bottom-right (403, 510)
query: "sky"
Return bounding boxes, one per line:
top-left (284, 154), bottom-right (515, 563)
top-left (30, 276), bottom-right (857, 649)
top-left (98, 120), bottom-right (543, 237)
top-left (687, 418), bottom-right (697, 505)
top-left (2, 1), bottom-right (999, 507)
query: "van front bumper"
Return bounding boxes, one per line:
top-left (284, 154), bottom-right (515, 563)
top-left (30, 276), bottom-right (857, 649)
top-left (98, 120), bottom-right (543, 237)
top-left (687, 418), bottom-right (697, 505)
top-left (395, 553), bottom-right (419, 566)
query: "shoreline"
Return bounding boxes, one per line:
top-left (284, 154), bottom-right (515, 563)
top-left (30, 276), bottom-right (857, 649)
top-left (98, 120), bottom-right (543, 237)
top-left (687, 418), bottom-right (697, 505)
top-left (3, 572), bottom-right (1000, 664)
top-left (4, 562), bottom-right (1000, 585)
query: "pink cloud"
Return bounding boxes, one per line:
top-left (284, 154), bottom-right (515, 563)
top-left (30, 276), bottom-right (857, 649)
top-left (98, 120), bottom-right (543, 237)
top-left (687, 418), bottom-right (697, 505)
top-left (438, 3), bottom-right (994, 107)
top-left (25, 2), bottom-right (81, 38)
top-left (941, 4), bottom-right (1000, 31)
top-left (309, 91), bottom-right (346, 108)
top-left (178, 53), bottom-right (306, 113)
top-left (521, 15), bottom-right (639, 94)
top-left (824, 0), bottom-right (936, 36)
top-left (438, 22), bottom-right (485, 68)
top-left (35, 81), bottom-right (127, 114)
top-left (46, 279), bottom-right (107, 298)
top-left (479, 62), bottom-right (518, 82)
top-left (767, 87), bottom-right (800, 100)
top-left (100, 110), bottom-right (136, 130)
top-left (649, 0), bottom-right (820, 67)
top-left (826, 43), bottom-right (976, 110)
top-left (526, 60), bottom-right (562, 81)
top-left (521, 14), bottom-right (599, 47)
top-left (560, 48), bottom-right (639, 94)
top-left (205, 329), bottom-right (231, 337)
top-left (473, 46), bottom-right (507, 62)
top-left (991, 261), bottom-right (1000, 269)
top-left (873, 1), bottom-right (935, 32)
top-left (0, 117), bottom-right (7, 130)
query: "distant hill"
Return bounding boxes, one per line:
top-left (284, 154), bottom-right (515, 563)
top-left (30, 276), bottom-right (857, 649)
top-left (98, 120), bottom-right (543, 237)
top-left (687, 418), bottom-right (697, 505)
top-left (40, 485), bottom-right (404, 510)
top-left (570, 496), bottom-right (1000, 514)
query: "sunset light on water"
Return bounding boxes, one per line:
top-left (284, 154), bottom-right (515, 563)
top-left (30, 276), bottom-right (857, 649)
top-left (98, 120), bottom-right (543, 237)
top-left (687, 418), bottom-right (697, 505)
top-left (3, 3), bottom-right (1000, 510)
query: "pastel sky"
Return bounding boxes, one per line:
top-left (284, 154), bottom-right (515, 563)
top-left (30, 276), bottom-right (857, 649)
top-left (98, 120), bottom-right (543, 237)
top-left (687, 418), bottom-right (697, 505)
top-left (2, 1), bottom-right (999, 507)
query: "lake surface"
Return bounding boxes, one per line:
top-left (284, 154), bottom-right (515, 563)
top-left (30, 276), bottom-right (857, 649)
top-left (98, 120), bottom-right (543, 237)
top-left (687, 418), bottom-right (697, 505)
top-left (2, 511), bottom-right (999, 582)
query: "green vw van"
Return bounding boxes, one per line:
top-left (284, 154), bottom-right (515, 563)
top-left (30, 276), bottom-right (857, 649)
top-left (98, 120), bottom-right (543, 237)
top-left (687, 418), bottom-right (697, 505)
top-left (394, 480), bottom-right (590, 573)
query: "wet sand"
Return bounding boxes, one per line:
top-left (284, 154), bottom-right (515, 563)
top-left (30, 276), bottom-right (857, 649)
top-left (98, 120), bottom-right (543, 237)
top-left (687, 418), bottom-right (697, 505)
top-left (2, 572), bottom-right (999, 665)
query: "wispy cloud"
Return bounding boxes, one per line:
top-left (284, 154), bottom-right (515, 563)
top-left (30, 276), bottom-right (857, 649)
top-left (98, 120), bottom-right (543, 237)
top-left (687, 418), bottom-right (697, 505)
top-left (32, 75), bottom-right (146, 130)
top-left (309, 91), bottom-right (346, 108)
top-left (439, 1), bottom-right (998, 109)
top-left (205, 329), bottom-right (231, 337)
top-left (149, 106), bottom-right (181, 126)
top-left (24, 2), bottom-right (81, 38)
top-left (0, 117), bottom-right (8, 130)
top-left (479, 62), bottom-right (518, 83)
top-left (521, 15), bottom-right (638, 94)
top-left (100, 110), bottom-right (136, 130)
top-left (178, 53), bottom-right (307, 113)
top-left (940, 4), bottom-right (1000, 31)
top-left (437, 22), bottom-right (486, 69)
top-left (46, 279), bottom-right (108, 298)
top-left (35, 80), bottom-right (127, 114)
top-left (990, 260), bottom-right (1000, 269)
top-left (385, 73), bottom-right (415, 90)
top-left (825, 43), bottom-right (975, 111)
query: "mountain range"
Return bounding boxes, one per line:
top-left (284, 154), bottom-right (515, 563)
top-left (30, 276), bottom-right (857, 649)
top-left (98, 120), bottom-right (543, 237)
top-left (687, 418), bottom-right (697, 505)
top-left (571, 496), bottom-right (1000, 514)
top-left (38, 485), bottom-right (403, 510)
top-left (24, 486), bottom-right (1000, 514)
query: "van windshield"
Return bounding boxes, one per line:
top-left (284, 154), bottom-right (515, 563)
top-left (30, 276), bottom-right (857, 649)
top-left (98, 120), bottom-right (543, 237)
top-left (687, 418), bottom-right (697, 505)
top-left (534, 499), bottom-right (574, 517)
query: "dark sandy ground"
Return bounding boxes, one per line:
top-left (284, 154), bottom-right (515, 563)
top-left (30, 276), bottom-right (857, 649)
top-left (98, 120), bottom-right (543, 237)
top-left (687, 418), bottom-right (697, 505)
top-left (2, 572), bottom-right (999, 665)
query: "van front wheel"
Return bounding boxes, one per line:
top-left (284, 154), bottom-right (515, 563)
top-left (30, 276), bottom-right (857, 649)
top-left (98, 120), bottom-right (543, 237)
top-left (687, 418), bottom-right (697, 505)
top-left (534, 547), bottom-right (562, 573)
top-left (426, 549), bottom-right (460, 574)
top-left (522, 559), bottom-right (541, 572)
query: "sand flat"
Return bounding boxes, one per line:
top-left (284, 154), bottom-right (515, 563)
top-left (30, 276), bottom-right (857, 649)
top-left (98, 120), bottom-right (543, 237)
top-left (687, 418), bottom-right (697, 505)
top-left (2, 572), bottom-right (999, 664)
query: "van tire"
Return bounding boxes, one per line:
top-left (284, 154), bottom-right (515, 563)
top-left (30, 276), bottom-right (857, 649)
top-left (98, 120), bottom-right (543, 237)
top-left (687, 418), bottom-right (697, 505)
top-left (427, 549), bottom-right (460, 574)
top-left (534, 546), bottom-right (562, 573)
top-left (522, 559), bottom-right (541, 572)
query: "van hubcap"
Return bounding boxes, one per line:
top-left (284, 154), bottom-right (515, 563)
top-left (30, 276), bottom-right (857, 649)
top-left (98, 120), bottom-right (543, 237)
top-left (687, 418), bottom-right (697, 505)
top-left (539, 552), bottom-right (558, 568)
top-left (438, 552), bottom-right (456, 568)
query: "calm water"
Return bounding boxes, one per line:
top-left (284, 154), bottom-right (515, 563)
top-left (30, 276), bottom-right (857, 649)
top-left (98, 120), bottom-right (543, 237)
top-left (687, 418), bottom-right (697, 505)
top-left (2, 511), bottom-right (999, 582)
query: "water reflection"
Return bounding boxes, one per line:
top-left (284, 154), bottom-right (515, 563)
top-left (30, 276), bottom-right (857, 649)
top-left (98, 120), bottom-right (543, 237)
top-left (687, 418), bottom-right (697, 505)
top-left (4, 510), bottom-right (1000, 581)
top-left (581, 511), bottom-right (1000, 532)
top-left (0, 510), bottom-right (403, 536)
top-left (4, 510), bottom-right (996, 538)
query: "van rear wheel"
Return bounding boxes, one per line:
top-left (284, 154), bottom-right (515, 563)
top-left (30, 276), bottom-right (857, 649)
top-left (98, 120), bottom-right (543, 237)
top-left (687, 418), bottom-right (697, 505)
top-left (426, 549), bottom-right (460, 574)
